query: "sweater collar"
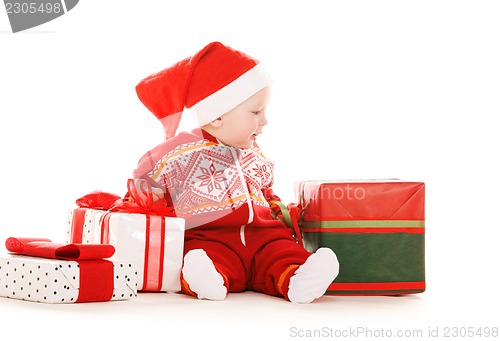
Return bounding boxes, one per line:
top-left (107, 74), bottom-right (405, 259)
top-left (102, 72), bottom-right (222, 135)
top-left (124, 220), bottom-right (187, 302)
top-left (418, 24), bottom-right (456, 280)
top-left (191, 128), bottom-right (218, 143)
top-left (192, 128), bottom-right (258, 151)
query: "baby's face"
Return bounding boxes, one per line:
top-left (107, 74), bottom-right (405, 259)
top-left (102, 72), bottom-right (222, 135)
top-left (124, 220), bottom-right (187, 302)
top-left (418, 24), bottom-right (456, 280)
top-left (211, 87), bottom-right (271, 149)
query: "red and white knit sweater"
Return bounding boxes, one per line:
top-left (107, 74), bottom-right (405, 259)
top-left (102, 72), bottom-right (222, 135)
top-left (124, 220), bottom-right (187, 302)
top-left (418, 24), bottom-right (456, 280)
top-left (133, 129), bottom-right (281, 230)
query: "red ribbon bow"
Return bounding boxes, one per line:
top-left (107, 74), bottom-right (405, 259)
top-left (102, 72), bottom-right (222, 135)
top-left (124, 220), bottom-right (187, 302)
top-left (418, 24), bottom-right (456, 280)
top-left (76, 190), bottom-right (121, 210)
top-left (74, 181), bottom-right (175, 217)
top-left (105, 179), bottom-right (176, 217)
top-left (5, 237), bottom-right (115, 260)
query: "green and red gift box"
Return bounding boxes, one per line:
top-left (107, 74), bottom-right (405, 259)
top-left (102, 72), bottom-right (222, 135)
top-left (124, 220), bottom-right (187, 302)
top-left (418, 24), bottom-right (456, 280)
top-left (296, 180), bottom-right (425, 295)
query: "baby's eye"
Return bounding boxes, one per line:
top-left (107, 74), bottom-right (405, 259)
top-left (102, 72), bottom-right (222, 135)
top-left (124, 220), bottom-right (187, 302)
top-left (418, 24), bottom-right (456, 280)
top-left (252, 110), bottom-right (262, 115)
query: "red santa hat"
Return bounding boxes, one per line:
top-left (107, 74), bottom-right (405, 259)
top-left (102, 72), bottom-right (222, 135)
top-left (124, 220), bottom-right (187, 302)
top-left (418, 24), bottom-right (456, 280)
top-left (136, 41), bottom-right (273, 138)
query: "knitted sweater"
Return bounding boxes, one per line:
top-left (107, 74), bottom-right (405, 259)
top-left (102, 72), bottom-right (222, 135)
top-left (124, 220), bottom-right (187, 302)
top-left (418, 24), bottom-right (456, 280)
top-left (133, 129), bottom-right (281, 230)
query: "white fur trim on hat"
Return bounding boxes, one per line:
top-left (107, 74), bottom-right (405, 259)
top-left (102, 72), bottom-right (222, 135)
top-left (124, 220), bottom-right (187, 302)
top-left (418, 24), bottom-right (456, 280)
top-left (188, 63), bottom-right (273, 127)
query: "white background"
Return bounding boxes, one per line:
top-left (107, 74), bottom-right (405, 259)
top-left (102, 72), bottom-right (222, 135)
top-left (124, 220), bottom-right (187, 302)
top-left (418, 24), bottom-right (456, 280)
top-left (1, 1), bottom-right (499, 340)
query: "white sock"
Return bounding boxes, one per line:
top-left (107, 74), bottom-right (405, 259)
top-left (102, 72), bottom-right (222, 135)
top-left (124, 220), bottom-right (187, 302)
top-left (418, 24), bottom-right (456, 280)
top-left (288, 247), bottom-right (340, 304)
top-left (182, 249), bottom-right (227, 301)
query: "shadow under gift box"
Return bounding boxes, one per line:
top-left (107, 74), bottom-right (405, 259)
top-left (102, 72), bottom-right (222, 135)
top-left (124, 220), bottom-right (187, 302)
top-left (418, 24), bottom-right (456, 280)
top-left (67, 210), bottom-right (185, 292)
top-left (296, 180), bottom-right (425, 295)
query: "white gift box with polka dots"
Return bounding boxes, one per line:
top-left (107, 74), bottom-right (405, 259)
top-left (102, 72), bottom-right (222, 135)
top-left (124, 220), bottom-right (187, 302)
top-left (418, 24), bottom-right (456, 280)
top-left (0, 254), bottom-right (138, 303)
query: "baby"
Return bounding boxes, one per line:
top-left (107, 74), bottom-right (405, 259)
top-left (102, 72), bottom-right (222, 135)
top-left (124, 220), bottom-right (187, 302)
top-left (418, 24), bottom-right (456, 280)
top-left (133, 41), bottom-right (339, 303)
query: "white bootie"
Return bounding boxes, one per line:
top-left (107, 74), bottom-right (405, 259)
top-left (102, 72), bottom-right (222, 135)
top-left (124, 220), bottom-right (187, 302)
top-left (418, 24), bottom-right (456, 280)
top-left (287, 247), bottom-right (340, 304)
top-left (182, 249), bottom-right (227, 301)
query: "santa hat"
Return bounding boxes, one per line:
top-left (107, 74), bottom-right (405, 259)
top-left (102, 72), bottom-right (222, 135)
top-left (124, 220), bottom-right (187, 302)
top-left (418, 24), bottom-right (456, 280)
top-left (136, 41), bottom-right (273, 138)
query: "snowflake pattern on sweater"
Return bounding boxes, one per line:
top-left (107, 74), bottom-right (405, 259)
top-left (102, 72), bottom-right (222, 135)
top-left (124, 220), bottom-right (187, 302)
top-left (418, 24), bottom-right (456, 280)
top-left (147, 136), bottom-right (275, 219)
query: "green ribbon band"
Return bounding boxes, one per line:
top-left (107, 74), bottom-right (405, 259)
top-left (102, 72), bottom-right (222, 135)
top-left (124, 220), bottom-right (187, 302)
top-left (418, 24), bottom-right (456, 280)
top-left (301, 220), bottom-right (425, 228)
top-left (271, 201), bottom-right (294, 229)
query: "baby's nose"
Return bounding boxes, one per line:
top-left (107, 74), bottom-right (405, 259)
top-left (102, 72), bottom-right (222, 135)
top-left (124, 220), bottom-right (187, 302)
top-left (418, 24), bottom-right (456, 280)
top-left (260, 113), bottom-right (268, 125)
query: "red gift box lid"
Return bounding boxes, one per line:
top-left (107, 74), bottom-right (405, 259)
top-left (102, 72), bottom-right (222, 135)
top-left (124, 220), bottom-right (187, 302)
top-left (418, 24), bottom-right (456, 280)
top-left (296, 180), bottom-right (425, 221)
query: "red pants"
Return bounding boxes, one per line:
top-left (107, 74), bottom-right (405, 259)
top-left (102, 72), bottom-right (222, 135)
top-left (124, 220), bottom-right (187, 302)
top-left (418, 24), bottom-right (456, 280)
top-left (181, 221), bottom-right (311, 299)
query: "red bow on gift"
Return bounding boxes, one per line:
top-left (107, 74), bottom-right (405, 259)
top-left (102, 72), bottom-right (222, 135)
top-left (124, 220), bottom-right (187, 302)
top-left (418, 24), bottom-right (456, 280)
top-left (75, 180), bottom-right (176, 217)
top-left (5, 237), bottom-right (115, 260)
top-left (76, 190), bottom-right (121, 210)
top-left (106, 179), bottom-right (176, 217)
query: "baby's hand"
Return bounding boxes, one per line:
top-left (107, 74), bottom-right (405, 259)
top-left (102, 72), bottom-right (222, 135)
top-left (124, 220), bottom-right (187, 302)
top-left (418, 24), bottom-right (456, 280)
top-left (151, 187), bottom-right (165, 202)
